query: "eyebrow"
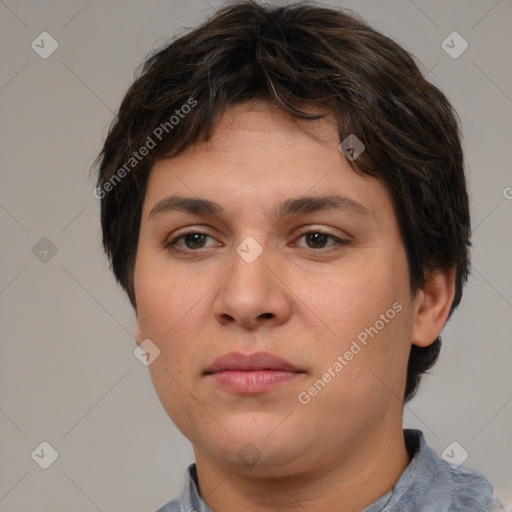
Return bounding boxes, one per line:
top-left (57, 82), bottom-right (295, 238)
top-left (148, 194), bottom-right (370, 220)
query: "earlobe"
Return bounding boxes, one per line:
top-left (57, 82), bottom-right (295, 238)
top-left (411, 267), bottom-right (457, 348)
top-left (134, 311), bottom-right (143, 343)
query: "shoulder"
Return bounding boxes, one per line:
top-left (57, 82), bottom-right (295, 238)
top-left (444, 463), bottom-right (499, 511)
top-left (154, 463), bottom-right (208, 512)
top-left (402, 429), bottom-right (501, 512)
top-left (154, 498), bottom-right (181, 512)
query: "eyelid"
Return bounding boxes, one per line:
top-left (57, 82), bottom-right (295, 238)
top-left (163, 227), bottom-right (219, 249)
top-left (290, 227), bottom-right (350, 250)
top-left (164, 225), bottom-right (351, 254)
top-left (294, 225), bottom-right (351, 239)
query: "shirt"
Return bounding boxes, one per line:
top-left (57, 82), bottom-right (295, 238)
top-left (156, 429), bottom-right (508, 512)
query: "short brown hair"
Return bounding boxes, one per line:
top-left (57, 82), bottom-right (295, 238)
top-left (94, 0), bottom-right (471, 402)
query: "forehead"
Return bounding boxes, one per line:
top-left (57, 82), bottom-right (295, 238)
top-left (205, 99), bottom-right (339, 147)
top-left (142, 100), bottom-right (394, 225)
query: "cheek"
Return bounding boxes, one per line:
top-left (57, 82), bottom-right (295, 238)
top-left (341, 301), bottom-right (413, 408)
top-left (295, 255), bottom-right (412, 400)
top-left (134, 252), bottom-right (207, 338)
top-left (298, 258), bottom-right (403, 340)
top-left (134, 258), bottom-right (217, 406)
top-left (306, 310), bottom-right (412, 438)
top-left (137, 268), bottom-right (208, 428)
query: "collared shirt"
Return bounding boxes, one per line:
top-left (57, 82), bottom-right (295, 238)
top-left (156, 429), bottom-right (508, 512)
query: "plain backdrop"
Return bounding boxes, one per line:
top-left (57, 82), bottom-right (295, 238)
top-left (1, 1), bottom-right (511, 511)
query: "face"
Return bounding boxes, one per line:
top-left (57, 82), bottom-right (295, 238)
top-left (133, 100), bottom-right (418, 476)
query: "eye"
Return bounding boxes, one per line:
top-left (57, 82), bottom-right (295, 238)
top-left (164, 230), bottom-right (219, 252)
top-left (164, 228), bottom-right (350, 255)
top-left (293, 230), bottom-right (349, 250)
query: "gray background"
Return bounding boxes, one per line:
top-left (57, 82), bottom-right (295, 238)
top-left (1, 0), bottom-right (511, 511)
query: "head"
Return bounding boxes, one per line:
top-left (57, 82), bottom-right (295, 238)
top-left (94, 0), bottom-right (470, 474)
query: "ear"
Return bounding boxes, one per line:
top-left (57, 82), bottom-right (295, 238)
top-left (134, 310), bottom-right (143, 344)
top-left (411, 266), bottom-right (456, 348)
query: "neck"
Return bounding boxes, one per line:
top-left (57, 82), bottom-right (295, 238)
top-left (193, 422), bottom-right (411, 512)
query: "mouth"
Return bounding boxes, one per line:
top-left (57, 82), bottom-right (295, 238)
top-left (204, 351), bottom-right (305, 394)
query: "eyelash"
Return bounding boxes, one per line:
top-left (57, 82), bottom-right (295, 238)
top-left (164, 228), bottom-right (350, 254)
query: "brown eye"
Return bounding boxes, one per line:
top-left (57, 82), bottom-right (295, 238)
top-left (182, 233), bottom-right (208, 249)
top-left (294, 230), bottom-right (349, 250)
top-left (165, 231), bottom-right (218, 253)
top-left (304, 232), bottom-right (330, 249)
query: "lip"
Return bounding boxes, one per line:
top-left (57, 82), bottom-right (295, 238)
top-left (204, 352), bottom-right (304, 394)
top-left (205, 351), bottom-right (300, 373)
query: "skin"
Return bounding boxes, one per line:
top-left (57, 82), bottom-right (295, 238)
top-left (133, 99), bottom-right (455, 511)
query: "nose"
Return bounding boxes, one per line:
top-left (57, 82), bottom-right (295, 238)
top-left (212, 241), bottom-right (292, 330)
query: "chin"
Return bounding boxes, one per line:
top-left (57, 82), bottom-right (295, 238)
top-left (197, 420), bottom-right (310, 473)
top-left (215, 442), bottom-right (304, 475)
